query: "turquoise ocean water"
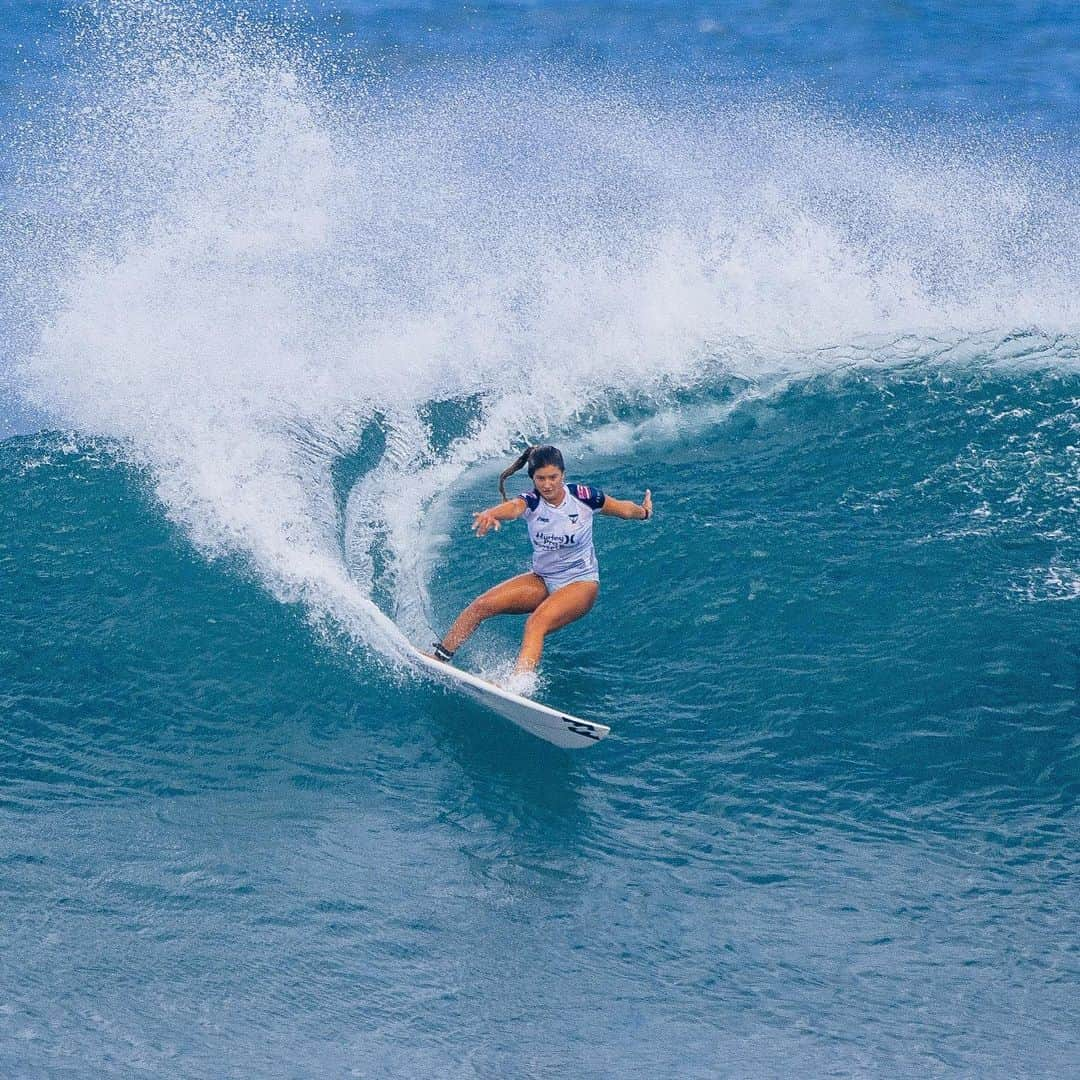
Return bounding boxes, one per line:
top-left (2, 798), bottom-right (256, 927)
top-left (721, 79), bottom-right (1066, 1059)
top-left (1, 2), bottom-right (1078, 1075)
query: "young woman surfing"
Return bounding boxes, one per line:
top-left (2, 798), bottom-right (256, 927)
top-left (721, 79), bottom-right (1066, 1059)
top-left (431, 445), bottom-right (652, 674)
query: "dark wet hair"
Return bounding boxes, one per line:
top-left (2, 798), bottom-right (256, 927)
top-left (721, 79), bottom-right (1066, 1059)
top-left (498, 444), bottom-right (565, 500)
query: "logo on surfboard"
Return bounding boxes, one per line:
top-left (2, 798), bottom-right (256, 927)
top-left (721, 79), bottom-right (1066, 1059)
top-left (562, 717), bottom-right (601, 740)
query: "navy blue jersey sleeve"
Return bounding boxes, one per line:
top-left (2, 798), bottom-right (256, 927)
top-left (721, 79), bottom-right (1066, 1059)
top-left (568, 483), bottom-right (606, 510)
top-left (517, 489), bottom-right (540, 512)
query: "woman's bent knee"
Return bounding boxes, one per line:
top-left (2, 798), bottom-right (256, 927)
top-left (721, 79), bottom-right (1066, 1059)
top-left (470, 599), bottom-right (495, 620)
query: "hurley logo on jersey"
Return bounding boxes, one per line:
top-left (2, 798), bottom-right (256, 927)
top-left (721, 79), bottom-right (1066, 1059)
top-left (533, 531), bottom-right (579, 549)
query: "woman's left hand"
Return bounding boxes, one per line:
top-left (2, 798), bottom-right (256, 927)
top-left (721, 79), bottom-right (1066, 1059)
top-left (642, 489), bottom-right (653, 519)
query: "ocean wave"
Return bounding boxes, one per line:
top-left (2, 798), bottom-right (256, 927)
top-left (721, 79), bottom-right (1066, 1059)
top-left (3, 0), bottom-right (1078, 662)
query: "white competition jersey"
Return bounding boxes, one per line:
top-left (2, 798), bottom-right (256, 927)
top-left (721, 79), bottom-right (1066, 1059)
top-left (517, 482), bottom-right (606, 582)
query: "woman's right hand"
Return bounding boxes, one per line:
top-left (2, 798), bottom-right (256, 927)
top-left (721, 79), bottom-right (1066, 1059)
top-left (472, 509), bottom-right (502, 537)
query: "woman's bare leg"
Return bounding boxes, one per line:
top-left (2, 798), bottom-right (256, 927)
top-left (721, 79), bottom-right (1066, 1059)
top-left (440, 573), bottom-right (549, 656)
top-left (516, 581), bottom-right (599, 672)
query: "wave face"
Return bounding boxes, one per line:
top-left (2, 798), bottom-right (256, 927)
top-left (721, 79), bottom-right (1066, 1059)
top-left (1, 2), bottom-right (1078, 1076)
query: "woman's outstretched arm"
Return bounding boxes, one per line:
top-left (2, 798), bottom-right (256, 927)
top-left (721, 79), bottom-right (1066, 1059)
top-left (472, 498), bottom-right (528, 536)
top-left (600, 489), bottom-right (652, 520)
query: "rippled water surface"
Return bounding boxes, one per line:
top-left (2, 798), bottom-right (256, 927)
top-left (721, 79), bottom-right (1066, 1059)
top-left (1, 2), bottom-right (1078, 1076)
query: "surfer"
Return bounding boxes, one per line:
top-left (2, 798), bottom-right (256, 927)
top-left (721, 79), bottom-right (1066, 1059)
top-left (431, 445), bottom-right (652, 673)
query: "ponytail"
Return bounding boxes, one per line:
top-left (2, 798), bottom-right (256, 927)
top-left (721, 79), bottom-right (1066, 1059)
top-left (499, 445), bottom-right (534, 501)
top-left (498, 443), bottom-right (565, 500)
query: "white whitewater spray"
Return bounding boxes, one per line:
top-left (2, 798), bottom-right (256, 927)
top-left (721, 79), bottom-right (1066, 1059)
top-left (4, 1), bottom-right (1078, 661)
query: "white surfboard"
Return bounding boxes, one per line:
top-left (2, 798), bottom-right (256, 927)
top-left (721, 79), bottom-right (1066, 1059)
top-left (408, 644), bottom-right (611, 749)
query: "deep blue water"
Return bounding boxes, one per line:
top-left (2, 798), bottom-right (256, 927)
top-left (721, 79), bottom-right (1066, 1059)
top-left (1, 2), bottom-right (1078, 1076)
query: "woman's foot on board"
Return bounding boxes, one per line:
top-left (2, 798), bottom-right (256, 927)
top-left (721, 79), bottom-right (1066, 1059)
top-left (425, 642), bottom-right (455, 664)
top-left (503, 669), bottom-right (539, 698)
